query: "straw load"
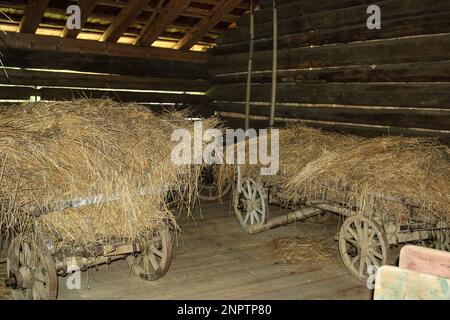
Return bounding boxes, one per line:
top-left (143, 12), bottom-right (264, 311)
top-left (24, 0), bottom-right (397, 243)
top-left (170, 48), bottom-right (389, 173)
top-left (222, 123), bottom-right (362, 203)
top-left (226, 121), bottom-right (450, 225)
top-left (285, 136), bottom-right (450, 224)
top-left (0, 99), bottom-right (219, 249)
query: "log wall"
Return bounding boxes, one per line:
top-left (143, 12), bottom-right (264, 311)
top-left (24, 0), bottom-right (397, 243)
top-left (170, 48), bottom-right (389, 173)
top-left (0, 33), bottom-right (212, 117)
top-left (208, 0), bottom-right (450, 138)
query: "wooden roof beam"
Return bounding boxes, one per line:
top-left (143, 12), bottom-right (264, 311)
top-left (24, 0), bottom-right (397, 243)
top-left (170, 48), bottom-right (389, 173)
top-left (134, 0), bottom-right (165, 46)
top-left (100, 0), bottom-right (149, 43)
top-left (173, 0), bottom-right (243, 50)
top-left (135, 0), bottom-right (191, 47)
top-left (18, 0), bottom-right (51, 34)
top-left (0, 31), bottom-right (208, 63)
top-left (61, 0), bottom-right (99, 38)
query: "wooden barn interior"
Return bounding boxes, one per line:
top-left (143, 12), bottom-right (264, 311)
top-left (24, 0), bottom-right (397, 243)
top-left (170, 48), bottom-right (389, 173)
top-left (0, 0), bottom-right (449, 301)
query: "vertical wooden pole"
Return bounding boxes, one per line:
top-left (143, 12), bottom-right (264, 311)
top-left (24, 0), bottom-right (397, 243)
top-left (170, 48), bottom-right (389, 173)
top-left (244, 1), bottom-right (255, 131)
top-left (269, 0), bottom-right (278, 128)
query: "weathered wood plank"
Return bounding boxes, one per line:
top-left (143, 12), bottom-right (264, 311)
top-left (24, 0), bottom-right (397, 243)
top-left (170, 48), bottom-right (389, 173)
top-left (209, 83), bottom-right (450, 109)
top-left (0, 32), bottom-right (207, 63)
top-left (209, 33), bottom-right (450, 76)
top-left (100, 0), bottom-right (149, 43)
top-left (217, 113), bottom-right (450, 139)
top-left (39, 88), bottom-right (210, 104)
top-left (174, 0), bottom-right (243, 50)
top-left (135, 0), bottom-right (191, 47)
top-left (238, 0), bottom-right (378, 27)
top-left (1, 49), bottom-right (208, 79)
top-left (18, 0), bottom-right (50, 34)
top-left (212, 61), bottom-right (450, 84)
top-left (220, 0), bottom-right (450, 46)
top-left (214, 102), bottom-right (450, 131)
top-left (0, 86), bottom-right (36, 100)
top-left (214, 10), bottom-right (450, 55)
top-left (62, 0), bottom-right (99, 38)
top-left (0, 69), bottom-right (209, 92)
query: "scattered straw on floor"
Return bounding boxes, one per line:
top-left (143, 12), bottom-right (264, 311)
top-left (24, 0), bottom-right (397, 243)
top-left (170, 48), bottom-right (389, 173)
top-left (269, 234), bottom-right (340, 265)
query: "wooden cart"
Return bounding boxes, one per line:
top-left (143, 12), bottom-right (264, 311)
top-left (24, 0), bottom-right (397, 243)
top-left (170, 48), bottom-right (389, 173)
top-left (198, 164), bottom-right (233, 202)
top-left (233, 170), bottom-right (450, 282)
top-left (4, 191), bottom-right (174, 300)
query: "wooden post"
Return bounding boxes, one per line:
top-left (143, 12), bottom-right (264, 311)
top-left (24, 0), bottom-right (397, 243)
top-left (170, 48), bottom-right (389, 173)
top-left (244, 1), bottom-right (255, 131)
top-left (269, 0), bottom-right (278, 128)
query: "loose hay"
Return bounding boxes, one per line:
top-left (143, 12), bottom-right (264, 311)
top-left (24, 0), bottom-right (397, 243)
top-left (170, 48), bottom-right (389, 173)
top-left (220, 122), bottom-right (362, 204)
top-left (269, 234), bottom-right (340, 264)
top-left (0, 99), bottom-right (219, 250)
top-left (224, 122), bottom-right (450, 226)
top-left (285, 136), bottom-right (450, 225)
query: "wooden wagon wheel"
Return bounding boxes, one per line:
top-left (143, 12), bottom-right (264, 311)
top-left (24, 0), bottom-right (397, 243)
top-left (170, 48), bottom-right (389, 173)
top-left (198, 165), bottom-right (233, 201)
top-left (338, 215), bottom-right (389, 282)
top-left (233, 177), bottom-right (268, 230)
top-left (6, 237), bottom-right (58, 300)
top-left (126, 227), bottom-right (173, 281)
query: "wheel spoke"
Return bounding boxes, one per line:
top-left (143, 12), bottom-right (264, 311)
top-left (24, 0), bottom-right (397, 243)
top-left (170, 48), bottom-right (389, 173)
top-left (241, 186), bottom-right (250, 199)
top-left (244, 211), bottom-right (251, 225)
top-left (143, 255), bottom-right (151, 273)
top-left (350, 255), bottom-right (360, 267)
top-left (246, 180), bottom-right (252, 198)
top-left (253, 210), bottom-right (261, 224)
top-left (345, 238), bottom-right (358, 248)
top-left (369, 248), bottom-right (383, 260)
top-left (150, 246), bottom-right (163, 258)
top-left (363, 221), bottom-right (369, 243)
top-left (368, 252), bottom-right (380, 267)
top-left (346, 225), bottom-right (359, 241)
top-left (147, 252), bottom-right (160, 271)
top-left (358, 255), bottom-right (366, 276)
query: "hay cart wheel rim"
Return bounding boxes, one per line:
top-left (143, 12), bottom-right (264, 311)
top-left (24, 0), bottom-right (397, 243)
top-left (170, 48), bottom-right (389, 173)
top-left (233, 177), bottom-right (268, 230)
top-left (198, 166), bottom-right (233, 201)
top-left (338, 215), bottom-right (389, 282)
top-left (7, 237), bottom-right (58, 300)
top-left (126, 228), bottom-right (173, 281)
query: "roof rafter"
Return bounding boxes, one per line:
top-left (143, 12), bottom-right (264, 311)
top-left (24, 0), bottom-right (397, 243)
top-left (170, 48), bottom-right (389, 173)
top-left (135, 0), bottom-right (191, 47)
top-left (174, 0), bottom-right (243, 50)
top-left (100, 0), bottom-right (150, 43)
top-left (62, 0), bottom-right (99, 38)
top-left (18, 0), bottom-right (51, 34)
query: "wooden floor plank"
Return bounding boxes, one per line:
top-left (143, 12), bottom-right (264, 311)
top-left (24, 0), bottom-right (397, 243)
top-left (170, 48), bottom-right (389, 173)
top-left (53, 199), bottom-right (370, 300)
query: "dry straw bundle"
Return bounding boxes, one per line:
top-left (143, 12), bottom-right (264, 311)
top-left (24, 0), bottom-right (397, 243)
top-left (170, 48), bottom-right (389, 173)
top-left (269, 234), bottom-right (339, 264)
top-left (0, 99), bottom-right (218, 249)
top-left (224, 123), bottom-right (362, 202)
top-left (285, 136), bottom-right (450, 224)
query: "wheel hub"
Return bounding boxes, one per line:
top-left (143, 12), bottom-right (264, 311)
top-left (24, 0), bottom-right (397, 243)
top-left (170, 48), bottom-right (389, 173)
top-left (6, 266), bottom-right (32, 290)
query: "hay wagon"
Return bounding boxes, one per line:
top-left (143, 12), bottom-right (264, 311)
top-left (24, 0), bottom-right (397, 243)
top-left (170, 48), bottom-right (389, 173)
top-left (232, 165), bottom-right (450, 282)
top-left (198, 164), bottom-right (233, 202)
top-left (5, 188), bottom-right (174, 300)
